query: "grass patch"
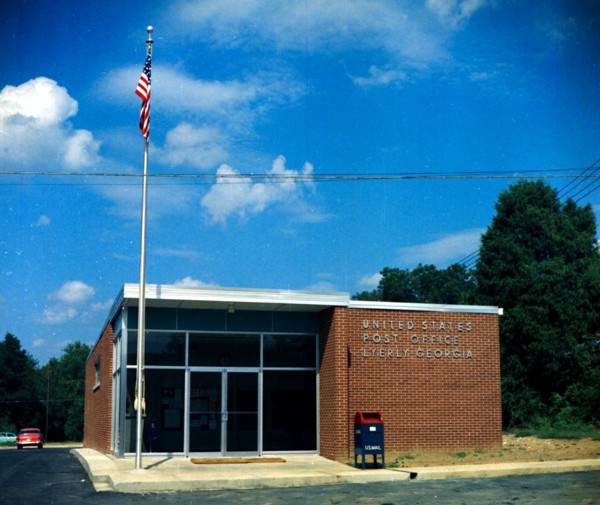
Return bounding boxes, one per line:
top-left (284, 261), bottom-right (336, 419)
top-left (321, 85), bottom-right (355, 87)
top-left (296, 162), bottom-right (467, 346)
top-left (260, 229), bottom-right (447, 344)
top-left (507, 419), bottom-right (600, 440)
top-left (451, 451), bottom-right (468, 459)
top-left (388, 454), bottom-right (416, 468)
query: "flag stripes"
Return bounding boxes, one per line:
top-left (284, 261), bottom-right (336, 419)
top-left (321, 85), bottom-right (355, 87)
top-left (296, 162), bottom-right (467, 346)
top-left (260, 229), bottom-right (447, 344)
top-left (135, 53), bottom-right (151, 139)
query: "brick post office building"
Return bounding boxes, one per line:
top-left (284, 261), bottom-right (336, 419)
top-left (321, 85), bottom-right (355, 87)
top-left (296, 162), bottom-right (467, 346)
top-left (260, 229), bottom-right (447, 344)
top-left (84, 283), bottom-right (502, 460)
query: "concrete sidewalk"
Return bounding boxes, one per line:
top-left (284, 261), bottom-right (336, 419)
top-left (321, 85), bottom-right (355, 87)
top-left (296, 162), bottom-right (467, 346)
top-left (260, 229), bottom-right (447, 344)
top-left (71, 448), bottom-right (600, 494)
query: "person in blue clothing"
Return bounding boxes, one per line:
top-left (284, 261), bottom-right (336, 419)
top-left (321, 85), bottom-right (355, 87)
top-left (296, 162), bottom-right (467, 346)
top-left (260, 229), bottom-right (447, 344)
top-left (148, 421), bottom-right (158, 452)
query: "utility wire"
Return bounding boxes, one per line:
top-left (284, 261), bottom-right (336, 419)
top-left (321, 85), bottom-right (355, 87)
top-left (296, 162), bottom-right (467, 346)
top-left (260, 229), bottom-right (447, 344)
top-left (569, 173), bottom-right (600, 204)
top-left (573, 182), bottom-right (600, 204)
top-left (3, 162), bottom-right (598, 271)
top-left (456, 251), bottom-right (479, 267)
top-left (0, 167), bottom-right (596, 186)
top-left (557, 157), bottom-right (600, 201)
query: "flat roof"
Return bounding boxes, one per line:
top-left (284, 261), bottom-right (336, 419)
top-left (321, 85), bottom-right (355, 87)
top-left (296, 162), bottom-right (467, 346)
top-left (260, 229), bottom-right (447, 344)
top-left (105, 283), bottom-right (500, 324)
top-left (118, 283), bottom-right (349, 312)
top-left (348, 299), bottom-right (502, 314)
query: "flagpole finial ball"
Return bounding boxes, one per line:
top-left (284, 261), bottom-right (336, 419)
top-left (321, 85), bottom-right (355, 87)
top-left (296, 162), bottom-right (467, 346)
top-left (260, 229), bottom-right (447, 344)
top-left (147, 26), bottom-right (154, 33)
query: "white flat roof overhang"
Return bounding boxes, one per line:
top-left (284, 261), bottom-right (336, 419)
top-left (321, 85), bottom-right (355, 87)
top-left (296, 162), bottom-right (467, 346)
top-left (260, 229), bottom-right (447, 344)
top-left (118, 283), bottom-right (349, 313)
top-left (104, 283), bottom-right (501, 331)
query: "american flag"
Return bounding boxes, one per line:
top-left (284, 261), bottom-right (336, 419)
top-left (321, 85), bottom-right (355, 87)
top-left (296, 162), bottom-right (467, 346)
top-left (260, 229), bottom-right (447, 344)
top-left (135, 52), bottom-right (151, 139)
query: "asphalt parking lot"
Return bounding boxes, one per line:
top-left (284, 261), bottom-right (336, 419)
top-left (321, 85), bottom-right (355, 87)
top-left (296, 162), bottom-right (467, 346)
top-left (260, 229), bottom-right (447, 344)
top-left (1, 447), bottom-right (599, 504)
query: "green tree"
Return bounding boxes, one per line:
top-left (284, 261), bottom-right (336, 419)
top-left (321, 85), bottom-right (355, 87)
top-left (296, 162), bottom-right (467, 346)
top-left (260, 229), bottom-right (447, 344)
top-left (0, 333), bottom-right (42, 430)
top-left (354, 263), bottom-right (477, 304)
top-left (41, 341), bottom-right (90, 441)
top-left (476, 180), bottom-right (600, 427)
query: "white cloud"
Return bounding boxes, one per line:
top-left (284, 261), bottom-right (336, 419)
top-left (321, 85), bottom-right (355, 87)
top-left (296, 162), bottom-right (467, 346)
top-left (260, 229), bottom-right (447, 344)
top-left (98, 67), bottom-right (301, 175)
top-left (155, 123), bottom-right (228, 170)
top-left (64, 129), bottom-right (101, 168)
top-left (303, 281), bottom-right (339, 293)
top-left (469, 70), bottom-right (497, 82)
top-left (36, 215), bottom-right (51, 226)
top-left (537, 14), bottom-right (577, 45)
top-left (99, 66), bottom-right (301, 124)
top-left (357, 272), bottom-right (383, 289)
top-left (91, 299), bottom-right (114, 312)
top-left (153, 248), bottom-right (201, 261)
top-left (96, 179), bottom-right (199, 221)
top-left (38, 281), bottom-right (101, 325)
top-left (173, 276), bottom-right (219, 288)
top-left (49, 280), bottom-right (95, 305)
top-left (0, 76), bottom-right (77, 125)
top-left (201, 155), bottom-right (315, 224)
top-left (0, 77), bottom-right (101, 170)
top-left (170, 0), bottom-right (446, 65)
top-left (167, 0), bottom-right (496, 89)
top-left (426, 0), bottom-right (491, 29)
top-left (351, 65), bottom-right (408, 88)
top-left (397, 228), bottom-right (484, 267)
top-left (95, 183), bottom-right (142, 219)
top-left (32, 339), bottom-right (45, 348)
top-left (38, 306), bottom-right (78, 325)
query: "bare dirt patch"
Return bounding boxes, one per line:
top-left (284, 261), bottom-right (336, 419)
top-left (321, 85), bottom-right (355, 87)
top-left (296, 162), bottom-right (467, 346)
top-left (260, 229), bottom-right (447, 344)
top-left (388, 435), bottom-right (600, 468)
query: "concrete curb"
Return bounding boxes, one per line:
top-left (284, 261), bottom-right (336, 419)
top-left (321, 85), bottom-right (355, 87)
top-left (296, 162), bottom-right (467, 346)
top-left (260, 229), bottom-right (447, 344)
top-left (71, 449), bottom-right (600, 494)
top-left (398, 459), bottom-right (600, 480)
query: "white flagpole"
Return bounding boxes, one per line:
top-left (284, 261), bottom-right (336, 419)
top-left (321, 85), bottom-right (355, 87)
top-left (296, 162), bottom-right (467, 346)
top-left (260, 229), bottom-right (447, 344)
top-left (135, 25), bottom-right (153, 471)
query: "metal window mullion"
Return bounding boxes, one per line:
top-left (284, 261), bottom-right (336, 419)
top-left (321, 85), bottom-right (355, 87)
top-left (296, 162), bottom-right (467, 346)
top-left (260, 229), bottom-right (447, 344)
top-left (183, 369), bottom-right (190, 457)
top-left (221, 371), bottom-right (227, 454)
top-left (258, 368), bottom-right (263, 456)
top-left (258, 333), bottom-right (263, 456)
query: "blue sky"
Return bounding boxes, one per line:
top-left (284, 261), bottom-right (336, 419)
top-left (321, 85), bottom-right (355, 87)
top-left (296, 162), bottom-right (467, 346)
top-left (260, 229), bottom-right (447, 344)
top-left (1, 0), bottom-right (599, 364)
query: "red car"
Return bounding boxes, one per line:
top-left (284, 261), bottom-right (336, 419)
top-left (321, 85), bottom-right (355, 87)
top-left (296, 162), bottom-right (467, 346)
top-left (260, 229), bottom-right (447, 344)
top-left (16, 428), bottom-right (44, 449)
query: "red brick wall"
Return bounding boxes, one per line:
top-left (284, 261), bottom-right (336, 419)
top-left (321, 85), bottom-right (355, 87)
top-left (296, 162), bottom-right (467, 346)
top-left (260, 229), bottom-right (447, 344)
top-left (318, 308), bottom-right (349, 459)
top-left (319, 307), bottom-right (502, 460)
top-left (83, 323), bottom-right (114, 453)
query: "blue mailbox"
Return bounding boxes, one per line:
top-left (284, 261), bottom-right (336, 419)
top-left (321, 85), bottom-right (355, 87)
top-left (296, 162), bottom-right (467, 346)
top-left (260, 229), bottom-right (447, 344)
top-left (354, 411), bottom-right (385, 469)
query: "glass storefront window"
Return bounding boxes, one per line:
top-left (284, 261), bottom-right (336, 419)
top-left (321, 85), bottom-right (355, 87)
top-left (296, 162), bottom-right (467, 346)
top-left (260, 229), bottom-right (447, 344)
top-left (263, 334), bottom-right (316, 368)
top-left (146, 332), bottom-right (185, 366)
top-left (124, 368), bottom-right (185, 453)
top-left (262, 371), bottom-right (316, 451)
top-left (189, 333), bottom-right (260, 367)
top-left (126, 331), bottom-right (136, 366)
top-left (123, 329), bottom-right (317, 455)
top-left (127, 331), bottom-right (185, 366)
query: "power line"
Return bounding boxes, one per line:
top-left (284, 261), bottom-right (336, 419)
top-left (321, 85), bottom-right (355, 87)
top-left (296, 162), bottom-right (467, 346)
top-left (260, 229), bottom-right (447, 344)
top-left (0, 167), bottom-right (597, 186)
top-left (573, 182), bottom-right (600, 204)
top-left (463, 256), bottom-right (480, 270)
top-left (557, 157), bottom-right (600, 201)
top-left (569, 170), bottom-right (600, 204)
top-left (456, 250), bottom-right (479, 264)
top-left (3, 162), bottom-right (598, 272)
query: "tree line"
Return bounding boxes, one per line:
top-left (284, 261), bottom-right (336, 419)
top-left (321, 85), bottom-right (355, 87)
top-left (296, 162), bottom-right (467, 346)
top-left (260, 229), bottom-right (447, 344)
top-left (0, 334), bottom-right (89, 441)
top-left (355, 180), bottom-right (600, 429)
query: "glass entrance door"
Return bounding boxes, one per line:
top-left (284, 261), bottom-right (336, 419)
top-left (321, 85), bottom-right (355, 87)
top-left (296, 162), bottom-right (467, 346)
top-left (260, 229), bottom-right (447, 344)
top-left (189, 372), bottom-right (222, 453)
top-left (189, 371), bottom-right (258, 454)
top-left (226, 372), bottom-right (258, 453)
